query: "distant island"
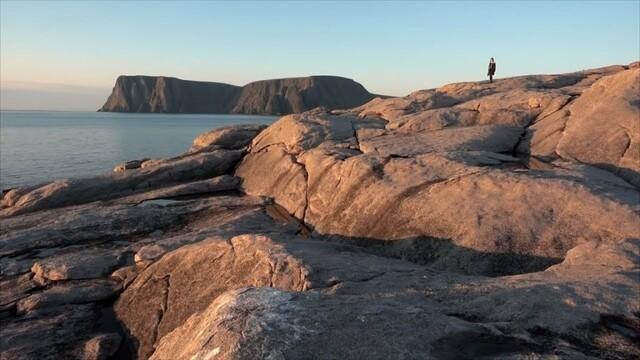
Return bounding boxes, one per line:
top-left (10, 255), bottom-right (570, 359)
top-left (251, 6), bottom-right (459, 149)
top-left (99, 75), bottom-right (378, 115)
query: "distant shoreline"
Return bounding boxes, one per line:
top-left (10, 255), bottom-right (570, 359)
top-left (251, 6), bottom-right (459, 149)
top-left (0, 109), bottom-right (96, 113)
top-left (0, 111), bottom-right (278, 189)
top-left (0, 109), bottom-right (280, 116)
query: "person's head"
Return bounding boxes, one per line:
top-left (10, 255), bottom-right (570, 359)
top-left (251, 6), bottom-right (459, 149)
top-left (490, 57), bottom-right (495, 62)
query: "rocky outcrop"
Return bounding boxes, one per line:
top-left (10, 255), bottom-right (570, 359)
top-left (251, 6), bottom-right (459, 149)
top-left (151, 237), bottom-right (639, 360)
top-left (114, 234), bottom-right (311, 359)
top-left (2, 63), bottom-right (639, 360)
top-left (236, 65), bottom-right (640, 276)
top-left (113, 159), bottom-right (150, 172)
top-left (98, 76), bottom-right (240, 113)
top-left (99, 76), bottom-right (376, 115)
top-left (525, 68), bottom-right (640, 186)
top-left (0, 123), bottom-right (265, 217)
top-left (189, 124), bottom-right (267, 152)
top-left (0, 194), bottom-right (285, 360)
top-left (230, 76), bottom-right (377, 115)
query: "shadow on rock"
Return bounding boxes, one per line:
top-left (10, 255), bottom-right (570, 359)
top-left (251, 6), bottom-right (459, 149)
top-left (318, 233), bottom-right (562, 276)
top-left (430, 330), bottom-right (545, 360)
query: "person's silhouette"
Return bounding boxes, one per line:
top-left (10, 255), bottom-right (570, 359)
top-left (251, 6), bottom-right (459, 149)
top-left (488, 57), bottom-right (496, 83)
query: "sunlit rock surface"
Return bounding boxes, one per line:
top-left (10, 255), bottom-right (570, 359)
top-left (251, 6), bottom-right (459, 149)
top-left (2, 63), bottom-right (639, 359)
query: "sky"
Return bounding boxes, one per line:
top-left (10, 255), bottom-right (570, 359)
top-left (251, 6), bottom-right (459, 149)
top-left (1, 0), bottom-right (639, 111)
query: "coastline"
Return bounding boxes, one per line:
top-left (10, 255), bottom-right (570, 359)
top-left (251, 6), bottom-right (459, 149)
top-left (2, 63), bottom-right (639, 359)
top-left (0, 112), bottom-right (278, 189)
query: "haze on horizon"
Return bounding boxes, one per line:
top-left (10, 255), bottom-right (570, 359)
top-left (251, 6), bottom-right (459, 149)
top-left (1, 0), bottom-right (638, 111)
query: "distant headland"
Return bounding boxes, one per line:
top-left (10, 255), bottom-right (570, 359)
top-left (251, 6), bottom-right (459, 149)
top-left (99, 75), bottom-right (379, 115)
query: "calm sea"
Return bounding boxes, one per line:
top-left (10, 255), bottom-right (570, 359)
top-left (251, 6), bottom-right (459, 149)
top-left (0, 111), bottom-right (278, 189)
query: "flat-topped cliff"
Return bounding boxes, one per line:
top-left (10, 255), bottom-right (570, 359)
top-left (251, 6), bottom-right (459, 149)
top-left (230, 76), bottom-right (375, 115)
top-left (3, 62), bottom-right (640, 359)
top-left (99, 76), bottom-right (241, 113)
top-left (99, 75), bottom-right (376, 115)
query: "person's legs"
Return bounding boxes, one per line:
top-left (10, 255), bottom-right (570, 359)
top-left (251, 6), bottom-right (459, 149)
top-left (489, 75), bottom-right (493, 83)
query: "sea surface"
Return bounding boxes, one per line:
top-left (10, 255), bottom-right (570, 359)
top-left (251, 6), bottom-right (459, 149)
top-left (0, 111), bottom-right (278, 189)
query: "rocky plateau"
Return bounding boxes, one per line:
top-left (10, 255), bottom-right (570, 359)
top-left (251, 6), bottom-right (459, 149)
top-left (1, 63), bottom-right (639, 360)
top-left (98, 75), bottom-right (376, 115)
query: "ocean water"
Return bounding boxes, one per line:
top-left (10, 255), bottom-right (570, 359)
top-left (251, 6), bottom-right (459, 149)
top-left (0, 111), bottom-right (278, 189)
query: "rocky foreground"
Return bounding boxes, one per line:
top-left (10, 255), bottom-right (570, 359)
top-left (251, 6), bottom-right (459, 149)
top-left (1, 63), bottom-right (639, 360)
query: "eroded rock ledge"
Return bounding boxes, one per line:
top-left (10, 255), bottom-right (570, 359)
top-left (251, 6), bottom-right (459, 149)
top-left (1, 63), bottom-right (639, 360)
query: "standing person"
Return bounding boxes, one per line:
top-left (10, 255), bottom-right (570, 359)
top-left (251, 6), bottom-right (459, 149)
top-left (488, 57), bottom-right (496, 83)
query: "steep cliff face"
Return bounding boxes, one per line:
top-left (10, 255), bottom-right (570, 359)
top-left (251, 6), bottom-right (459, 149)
top-left (99, 76), bottom-right (241, 113)
top-left (99, 75), bottom-right (376, 115)
top-left (231, 76), bottom-right (376, 115)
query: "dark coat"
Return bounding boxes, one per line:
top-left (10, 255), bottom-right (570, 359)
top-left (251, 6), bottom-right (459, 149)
top-left (488, 62), bottom-right (496, 76)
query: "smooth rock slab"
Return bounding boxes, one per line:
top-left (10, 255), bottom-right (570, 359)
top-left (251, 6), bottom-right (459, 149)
top-left (115, 234), bottom-right (311, 359)
top-left (236, 146), bottom-right (308, 219)
top-left (305, 151), bottom-right (640, 274)
top-left (557, 68), bottom-right (640, 186)
top-left (16, 279), bottom-right (121, 314)
top-left (1, 304), bottom-right (105, 360)
top-left (117, 230), bottom-right (420, 359)
top-left (113, 175), bottom-right (240, 205)
top-left (31, 248), bottom-right (126, 282)
top-left (520, 67), bottom-right (640, 186)
top-left (358, 124), bottom-right (523, 157)
top-left (151, 238), bottom-right (640, 360)
top-left (190, 124), bottom-right (267, 152)
top-left (389, 89), bottom-right (570, 134)
top-left (147, 286), bottom-right (546, 360)
top-left (249, 110), bottom-right (356, 154)
top-left (150, 287), bottom-right (471, 360)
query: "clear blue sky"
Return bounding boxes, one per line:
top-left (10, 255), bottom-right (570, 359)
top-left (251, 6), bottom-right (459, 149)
top-left (1, 0), bottom-right (639, 110)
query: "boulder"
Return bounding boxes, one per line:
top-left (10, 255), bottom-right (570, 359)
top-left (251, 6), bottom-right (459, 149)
top-left (113, 159), bottom-right (149, 172)
top-left (31, 248), bottom-right (126, 282)
top-left (189, 124), bottom-right (267, 152)
top-left (557, 68), bottom-right (640, 186)
top-left (114, 234), bottom-right (312, 359)
top-left (519, 68), bottom-right (640, 186)
top-left (249, 110), bottom-right (356, 154)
